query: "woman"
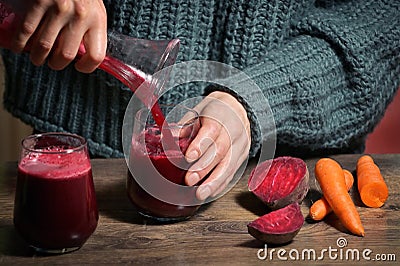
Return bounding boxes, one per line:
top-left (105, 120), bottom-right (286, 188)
top-left (2, 0), bottom-right (400, 200)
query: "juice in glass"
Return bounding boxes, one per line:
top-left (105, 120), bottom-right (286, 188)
top-left (13, 133), bottom-right (98, 253)
top-left (127, 105), bottom-right (202, 221)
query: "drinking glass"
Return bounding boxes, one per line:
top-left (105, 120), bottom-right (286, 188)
top-left (13, 132), bottom-right (98, 254)
top-left (126, 104), bottom-right (203, 222)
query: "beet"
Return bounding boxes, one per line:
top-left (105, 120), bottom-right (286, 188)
top-left (248, 156), bottom-right (309, 210)
top-left (247, 202), bottom-right (304, 245)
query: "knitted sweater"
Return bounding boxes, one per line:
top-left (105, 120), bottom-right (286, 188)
top-left (2, 0), bottom-right (400, 158)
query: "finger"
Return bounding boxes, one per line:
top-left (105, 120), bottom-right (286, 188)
top-left (74, 23), bottom-right (107, 72)
top-left (47, 26), bottom-right (83, 70)
top-left (177, 109), bottom-right (201, 139)
top-left (178, 98), bottom-right (211, 139)
top-left (195, 147), bottom-right (236, 201)
top-left (185, 129), bottom-right (231, 186)
top-left (211, 150), bottom-right (249, 197)
top-left (178, 97), bottom-right (211, 123)
top-left (207, 137), bottom-right (249, 197)
top-left (196, 138), bottom-right (250, 201)
top-left (13, 3), bottom-right (49, 53)
top-left (29, 15), bottom-right (67, 66)
top-left (185, 116), bottom-right (222, 162)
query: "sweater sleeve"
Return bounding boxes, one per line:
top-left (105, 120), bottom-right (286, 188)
top-left (206, 0), bottom-right (400, 157)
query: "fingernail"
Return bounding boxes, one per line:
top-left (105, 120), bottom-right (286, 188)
top-left (198, 186), bottom-right (211, 200)
top-left (186, 150), bottom-right (199, 162)
top-left (187, 172), bottom-right (200, 186)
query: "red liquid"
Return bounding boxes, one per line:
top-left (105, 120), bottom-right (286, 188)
top-left (2, 3), bottom-right (176, 153)
top-left (127, 126), bottom-right (202, 220)
top-left (0, 1), bottom-right (17, 49)
top-left (1, 1), bottom-right (177, 149)
top-left (95, 57), bottom-right (177, 149)
top-left (13, 151), bottom-right (98, 250)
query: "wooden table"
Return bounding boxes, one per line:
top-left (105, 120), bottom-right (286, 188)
top-left (0, 154), bottom-right (399, 264)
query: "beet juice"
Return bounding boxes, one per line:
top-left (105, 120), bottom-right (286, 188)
top-left (0, 0), bottom-right (21, 49)
top-left (127, 105), bottom-right (202, 221)
top-left (13, 133), bottom-right (98, 253)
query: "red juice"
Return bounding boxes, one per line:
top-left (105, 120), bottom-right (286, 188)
top-left (127, 124), bottom-right (202, 221)
top-left (0, 1), bottom-right (19, 49)
top-left (1, 1), bottom-right (176, 148)
top-left (13, 150), bottom-right (98, 251)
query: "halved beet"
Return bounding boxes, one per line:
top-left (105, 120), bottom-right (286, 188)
top-left (248, 156), bottom-right (309, 210)
top-left (247, 202), bottom-right (304, 245)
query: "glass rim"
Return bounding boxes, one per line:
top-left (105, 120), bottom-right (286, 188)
top-left (21, 132), bottom-right (87, 154)
top-left (136, 104), bottom-right (199, 129)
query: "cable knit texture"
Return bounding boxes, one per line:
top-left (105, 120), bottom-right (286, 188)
top-left (2, 0), bottom-right (400, 158)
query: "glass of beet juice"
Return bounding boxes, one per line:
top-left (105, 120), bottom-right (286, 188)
top-left (13, 132), bottom-right (98, 254)
top-left (127, 104), bottom-right (203, 222)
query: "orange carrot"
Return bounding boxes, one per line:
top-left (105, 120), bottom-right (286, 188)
top-left (356, 155), bottom-right (389, 208)
top-left (310, 169), bottom-right (354, 221)
top-left (315, 158), bottom-right (364, 236)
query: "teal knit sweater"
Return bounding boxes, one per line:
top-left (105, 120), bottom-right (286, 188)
top-left (2, 0), bottom-right (400, 158)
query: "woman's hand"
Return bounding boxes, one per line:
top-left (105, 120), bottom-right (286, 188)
top-left (12, 0), bottom-right (107, 73)
top-left (184, 91), bottom-right (251, 201)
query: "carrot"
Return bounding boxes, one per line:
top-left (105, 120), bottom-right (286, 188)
top-left (310, 169), bottom-right (354, 221)
top-left (315, 158), bottom-right (364, 236)
top-left (356, 155), bottom-right (389, 208)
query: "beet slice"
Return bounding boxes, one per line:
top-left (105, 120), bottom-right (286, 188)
top-left (248, 156), bottom-right (309, 210)
top-left (247, 202), bottom-right (304, 245)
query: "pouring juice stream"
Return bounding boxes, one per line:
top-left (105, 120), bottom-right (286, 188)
top-left (0, 1), bottom-right (178, 150)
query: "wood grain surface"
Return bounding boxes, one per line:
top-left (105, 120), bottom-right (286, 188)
top-left (0, 154), bottom-right (399, 265)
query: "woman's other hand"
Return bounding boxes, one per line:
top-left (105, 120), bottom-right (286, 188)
top-left (185, 91), bottom-right (251, 201)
